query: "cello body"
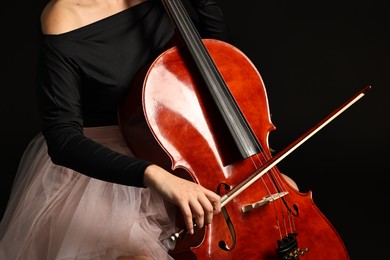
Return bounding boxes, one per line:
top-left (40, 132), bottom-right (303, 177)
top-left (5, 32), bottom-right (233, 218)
top-left (118, 39), bottom-right (349, 259)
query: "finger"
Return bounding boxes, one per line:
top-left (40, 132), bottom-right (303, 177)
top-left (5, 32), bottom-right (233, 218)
top-left (189, 198), bottom-right (205, 229)
top-left (197, 194), bottom-right (214, 225)
top-left (203, 189), bottom-right (222, 214)
top-left (180, 204), bottom-right (194, 235)
top-left (211, 199), bottom-right (221, 215)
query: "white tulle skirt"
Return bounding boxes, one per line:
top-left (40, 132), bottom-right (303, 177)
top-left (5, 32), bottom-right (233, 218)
top-left (0, 126), bottom-right (177, 260)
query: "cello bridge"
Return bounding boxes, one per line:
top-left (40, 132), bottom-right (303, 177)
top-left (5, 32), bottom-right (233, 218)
top-left (241, 191), bottom-right (289, 213)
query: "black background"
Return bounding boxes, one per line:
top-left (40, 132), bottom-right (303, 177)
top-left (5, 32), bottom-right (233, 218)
top-left (1, 1), bottom-right (389, 259)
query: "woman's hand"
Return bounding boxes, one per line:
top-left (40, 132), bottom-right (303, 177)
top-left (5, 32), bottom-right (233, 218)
top-left (143, 164), bottom-right (221, 235)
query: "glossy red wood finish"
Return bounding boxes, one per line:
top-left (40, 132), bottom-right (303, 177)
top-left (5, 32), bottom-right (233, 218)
top-left (118, 39), bottom-right (349, 259)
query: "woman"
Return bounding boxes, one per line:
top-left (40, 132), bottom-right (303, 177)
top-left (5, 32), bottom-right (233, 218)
top-left (0, 0), bottom-right (230, 259)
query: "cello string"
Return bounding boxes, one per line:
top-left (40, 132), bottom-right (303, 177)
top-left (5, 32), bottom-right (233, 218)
top-left (248, 155), bottom-right (284, 239)
top-left (171, 0), bottom-right (295, 238)
top-left (247, 109), bottom-right (297, 235)
top-left (173, 0), bottom-right (263, 159)
top-left (250, 151), bottom-right (288, 238)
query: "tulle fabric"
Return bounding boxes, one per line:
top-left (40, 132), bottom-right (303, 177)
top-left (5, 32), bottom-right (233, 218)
top-left (0, 126), bottom-right (176, 260)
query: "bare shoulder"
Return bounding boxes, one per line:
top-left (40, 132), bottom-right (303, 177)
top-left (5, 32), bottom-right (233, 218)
top-left (40, 0), bottom-right (81, 35)
top-left (41, 0), bottom-right (148, 35)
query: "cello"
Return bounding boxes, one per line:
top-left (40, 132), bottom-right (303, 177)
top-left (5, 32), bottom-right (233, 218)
top-left (118, 0), bottom-right (366, 258)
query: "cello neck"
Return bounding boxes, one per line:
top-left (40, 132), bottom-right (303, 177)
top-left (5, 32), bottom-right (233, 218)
top-left (161, 0), bottom-right (261, 158)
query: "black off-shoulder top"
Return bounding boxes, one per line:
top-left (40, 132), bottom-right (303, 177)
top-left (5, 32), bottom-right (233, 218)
top-left (36, 0), bottom-right (230, 187)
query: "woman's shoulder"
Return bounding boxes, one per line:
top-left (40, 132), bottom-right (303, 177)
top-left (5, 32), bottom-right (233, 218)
top-left (41, 0), bottom-right (150, 36)
top-left (40, 0), bottom-right (83, 35)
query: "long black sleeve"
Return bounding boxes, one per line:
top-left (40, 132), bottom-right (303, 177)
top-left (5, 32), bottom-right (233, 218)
top-left (37, 0), bottom-right (230, 187)
top-left (189, 0), bottom-right (231, 42)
